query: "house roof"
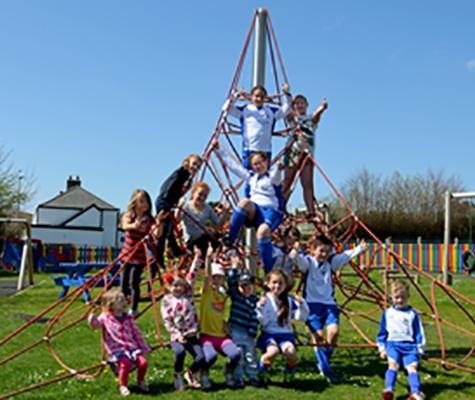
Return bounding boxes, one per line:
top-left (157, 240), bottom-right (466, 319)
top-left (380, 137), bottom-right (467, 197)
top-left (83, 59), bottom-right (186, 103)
top-left (39, 185), bottom-right (118, 211)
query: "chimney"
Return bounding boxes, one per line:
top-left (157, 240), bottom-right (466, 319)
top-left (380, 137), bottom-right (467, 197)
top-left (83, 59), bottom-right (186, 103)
top-left (67, 175), bottom-right (81, 190)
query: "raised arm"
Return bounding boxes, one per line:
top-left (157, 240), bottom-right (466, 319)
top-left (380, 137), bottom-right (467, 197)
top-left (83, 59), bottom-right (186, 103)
top-left (311, 99), bottom-right (328, 126)
top-left (289, 245), bottom-right (311, 273)
top-left (217, 148), bottom-right (250, 180)
top-left (330, 240), bottom-right (367, 272)
top-left (273, 83), bottom-right (292, 120)
top-left (270, 163), bottom-right (284, 186)
top-left (222, 89), bottom-right (245, 119)
top-left (186, 247), bottom-right (203, 289)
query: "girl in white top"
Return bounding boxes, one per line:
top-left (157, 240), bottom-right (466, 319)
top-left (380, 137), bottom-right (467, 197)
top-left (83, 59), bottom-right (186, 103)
top-left (223, 84), bottom-right (292, 169)
top-left (256, 269), bottom-right (309, 383)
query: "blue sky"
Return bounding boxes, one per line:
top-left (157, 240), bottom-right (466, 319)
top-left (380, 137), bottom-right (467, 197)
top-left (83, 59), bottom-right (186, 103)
top-left (1, 0), bottom-right (474, 213)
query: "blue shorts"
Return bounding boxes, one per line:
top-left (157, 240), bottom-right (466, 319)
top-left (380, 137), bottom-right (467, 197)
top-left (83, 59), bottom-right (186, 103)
top-left (251, 204), bottom-right (284, 232)
top-left (242, 150), bottom-right (272, 170)
top-left (386, 342), bottom-right (420, 368)
top-left (307, 303), bottom-right (340, 332)
top-left (257, 332), bottom-right (295, 351)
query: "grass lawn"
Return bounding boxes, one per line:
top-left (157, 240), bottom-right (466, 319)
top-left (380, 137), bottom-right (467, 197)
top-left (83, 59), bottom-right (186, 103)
top-left (0, 271), bottom-right (474, 399)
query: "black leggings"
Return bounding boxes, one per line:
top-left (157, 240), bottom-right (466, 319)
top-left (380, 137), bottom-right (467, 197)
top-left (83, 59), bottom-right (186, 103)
top-left (120, 264), bottom-right (144, 312)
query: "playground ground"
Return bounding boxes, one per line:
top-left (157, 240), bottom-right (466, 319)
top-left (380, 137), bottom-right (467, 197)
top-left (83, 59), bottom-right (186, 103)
top-left (0, 271), bottom-right (474, 400)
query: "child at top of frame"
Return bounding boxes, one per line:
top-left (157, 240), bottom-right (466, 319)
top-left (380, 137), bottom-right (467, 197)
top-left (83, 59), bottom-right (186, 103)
top-left (88, 288), bottom-right (150, 397)
top-left (227, 254), bottom-right (262, 388)
top-left (283, 96), bottom-right (328, 217)
top-left (119, 189), bottom-right (156, 316)
top-left (155, 154), bottom-right (203, 271)
top-left (377, 280), bottom-right (426, 400)
top-left (256, 269), bottom-right (309, 385)
top-left (223, 84), bottom-right (292, 169)
top-left (289, 235), bottom-right (367, 384)
top-left (271, 226), bottom-right (301, 277)
top-left (177, 181), bottom-right (230, 257)
top-left (199, 245), bottom-right (241, 390)
top-left (160, 247), bottom-right (205, 391)
top-left (214, 140), bottom-right (284, 273)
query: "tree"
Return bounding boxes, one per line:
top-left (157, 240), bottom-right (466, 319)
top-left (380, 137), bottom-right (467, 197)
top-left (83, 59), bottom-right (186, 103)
top-left (0, 147), bottom-right (35, 240)
top-left (329, 168), bottom-right (468, 240)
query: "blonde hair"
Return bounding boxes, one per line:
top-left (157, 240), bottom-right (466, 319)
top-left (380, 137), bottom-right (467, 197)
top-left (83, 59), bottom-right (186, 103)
top-left (183, 154), bottom-right (202, 170)
top-left (101, 288), bottom-right (125, 311)
top-left (127, 189), bottom-right (153, 219)
top-left (191, 181), bottom-right (210, 197)
top-left (391, 280), bottom-right (409, 294)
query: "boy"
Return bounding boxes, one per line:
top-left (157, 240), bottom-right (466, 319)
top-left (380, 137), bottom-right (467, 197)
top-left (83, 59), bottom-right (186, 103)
top-left (377, 280), bottom-right (425, 400)
top-left (227, 255), bottom-right (261, 388)
top-left (289, 235), bottom-right (367, 383)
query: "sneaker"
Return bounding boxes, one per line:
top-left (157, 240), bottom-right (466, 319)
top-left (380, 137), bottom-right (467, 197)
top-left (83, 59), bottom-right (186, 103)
top-left (408, 393), bottom-right (425, 400)
top-left (174, 372), bottom-right (185, 391)
top-left (382, 389), bottom-right (394, 400)
top-left (224, 365), bottom-right (235, 388)
top-left (201, 371), bottom-right (212, 390)
top-left (119, 386), bottom-right (130, 397)
top-left (248, 377), bottom-right (264, 388)
top-left (137, 381), bottom-right (149, 392)
top-left (184, 370), bottom-right (201, 389)
top-left (234, 377), bottom-right (245, 389)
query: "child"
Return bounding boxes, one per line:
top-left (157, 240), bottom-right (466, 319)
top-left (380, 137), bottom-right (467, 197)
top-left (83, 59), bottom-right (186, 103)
top-left (199, 246), bottom-right (241, 389)
top-left (160, 247), bottom-right (205, 390)
top-left (289, 235), bottom-right (367, 383)
top-left (215, 141), bottom-right (284, 273)
top-left (227, 255), bottom-right (261, 388)
top-left (155, 154), bottom-right (203, 270)
top-left (119, 189), bottom-right (155, 316)
top-left (283, 96), bottom-right (328, 216)
top-left (377, 280), bottom-right (425, 400)
top-left (223, 84), bottom-right (292, 169)
top-left (272, 226), bottom-right (301, 277)
top-left (88, 288), bottom-right (150, 397)
top-left (256, 269), bottom-right (309, 384)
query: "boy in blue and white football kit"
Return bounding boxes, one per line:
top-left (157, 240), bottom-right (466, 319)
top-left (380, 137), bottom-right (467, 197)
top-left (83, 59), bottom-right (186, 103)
top-left (290, 235), bottom-right (367, 383)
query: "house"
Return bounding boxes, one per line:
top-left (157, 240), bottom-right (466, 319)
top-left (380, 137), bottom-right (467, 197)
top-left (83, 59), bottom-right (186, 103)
top-left (32, 176), bottom-right (120, 247)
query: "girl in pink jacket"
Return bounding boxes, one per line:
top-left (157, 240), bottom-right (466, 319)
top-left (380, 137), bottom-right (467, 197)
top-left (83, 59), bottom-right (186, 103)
top-left (88, 288), bottom-right (150, 397)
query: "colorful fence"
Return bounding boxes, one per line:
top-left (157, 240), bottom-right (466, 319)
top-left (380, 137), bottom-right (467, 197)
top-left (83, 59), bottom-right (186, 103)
top-left (38, 244), bottom-right (120, 267)
top-left (344, 242), bottom-right (474, 274)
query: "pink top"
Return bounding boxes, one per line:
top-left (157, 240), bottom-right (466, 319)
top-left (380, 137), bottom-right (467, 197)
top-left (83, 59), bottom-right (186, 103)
top-left (88, 311), bottom-right (150, 358)
top-left (160, 261), bottom-right (200, 342)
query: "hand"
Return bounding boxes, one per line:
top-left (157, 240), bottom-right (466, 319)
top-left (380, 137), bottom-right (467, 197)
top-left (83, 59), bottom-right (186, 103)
top-left (132, 219), bottom-right (141, 229)
top-left (236, 87), bottom-right (246, 98)
top-left (294, 295), bottom-right (304, 304)
top-left (276, 160), bottom-right (284, 171)
top-left (230, 254), bottom-right (240, 269)
top-left (289, 248), bottom-right (298, 260)
top-left (359, 239), bottom-right (367, 251)
top-left (206, 242), bottom-right (214, 258)
top-left (178, 336), bottom-right (187, 344)
top-left (282, 82), bottom-right (290, 94)
top-left (177, 197), bottom-right (186, 208)
top-left (258, 296), bottom-right (267, 308)
top-left (211, 138), bottom-right (220, 150)
top-left (318, 99), bottom-right (328, 112)
top-left (380, 350), bottom-right (387, 360)
top-left (193, 246), bottom-right (203, 267)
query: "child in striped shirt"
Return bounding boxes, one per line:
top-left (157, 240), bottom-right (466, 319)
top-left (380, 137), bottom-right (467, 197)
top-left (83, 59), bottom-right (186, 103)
top-left (227, 255), bottom-right (261, 388)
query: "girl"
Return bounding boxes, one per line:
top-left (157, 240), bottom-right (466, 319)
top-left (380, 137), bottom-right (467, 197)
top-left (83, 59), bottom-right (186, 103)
top-left (177, 181), bottom-right (229, 257)
top-left (256, 269), bottom-right (309, 384)
top-left (160, 247), bottom-right (205, 391)
top-left (119, 189), bottom-right (155, 316)
top-left (223, 84), bottom-right (292, 169)
top-left (155, 154), bottom-right (203, 271)
top-left (199, 246), bottom-right (241, 389)
top-left (88, 288), bottom-right (150, 397)
top-left (283, 96), bottom-right (328, 216)
top-left (215, 141), bottom-right (284, 273)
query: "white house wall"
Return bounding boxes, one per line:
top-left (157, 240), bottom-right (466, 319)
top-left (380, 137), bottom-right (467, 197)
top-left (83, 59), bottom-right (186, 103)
top-left (65, 207), bottom-right (101, 228)
top-left (38, 208), bottom-right (78, 225)
top-left (32, 227), bottom-right (103, 246)
top-left (102, 210), bottom-right (119, 247)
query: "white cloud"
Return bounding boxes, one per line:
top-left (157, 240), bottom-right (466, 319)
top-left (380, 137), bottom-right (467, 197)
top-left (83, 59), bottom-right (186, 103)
top-left (467, 59), bottom-right (475, 71)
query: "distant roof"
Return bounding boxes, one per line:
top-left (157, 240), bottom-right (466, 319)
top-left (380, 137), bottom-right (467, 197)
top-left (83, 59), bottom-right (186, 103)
top-left (39, 185), bottom-right (118, 210)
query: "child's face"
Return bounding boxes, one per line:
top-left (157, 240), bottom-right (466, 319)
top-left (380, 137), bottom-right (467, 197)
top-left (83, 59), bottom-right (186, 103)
top-left (238, 283), bottom-right (254, 298)
top-left (250, 155), bottom-right (269, 176)
top-left (267, 274), bottom-right (286, 297)
top-left (192, 188), bottom-right (209, 205)
top-left (293, 98), bottom-right (308, 116)
top-left (211, 274), bottom-right (225, 289)
top-left (136, 194), bottom-right (150, 214)
top-left (391, 288), bottom-right (409, 308)
top-left (112, 293), bottom-right (127, 315)
top-left (186, 157), bottom-right (202, 174)
top-left (284, 235), bottom-right (297, 249)
top-left (170, 279), bottom-right (186, 297)
top-left (314, 244), bottom-right (332, 262)
top-left (251, 89), bottom-right (266, 108)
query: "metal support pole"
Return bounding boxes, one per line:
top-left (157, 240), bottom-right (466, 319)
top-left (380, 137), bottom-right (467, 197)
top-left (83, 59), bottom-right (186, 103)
top-left (443, 191), bottom-right (451, 285)
top-left (246, 8), bottom-right (268, 275)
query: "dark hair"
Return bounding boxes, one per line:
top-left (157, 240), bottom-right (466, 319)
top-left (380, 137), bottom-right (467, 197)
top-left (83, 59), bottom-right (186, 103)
top-left (314, 234), bottom-right (333, 248)
top-left (247, 151), bottom-right (268, 164)
top-left (265, 270), bottom-right (290, 326)
top-left (292, 94), bottom-right (309, 107)
top-left (250, 85), bottom-right (267, 96)
top-left (283, 226), bottom-right (301, 239)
